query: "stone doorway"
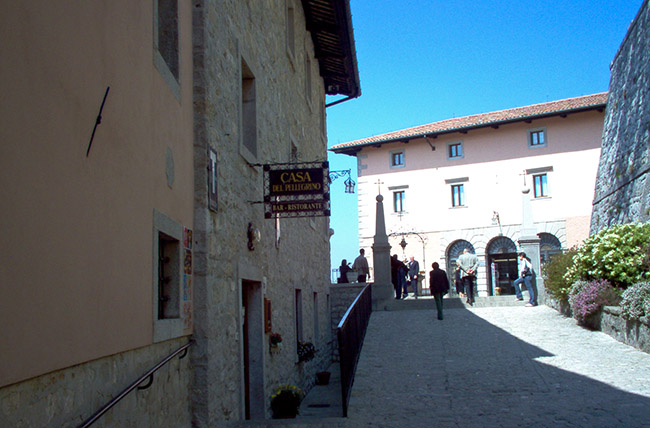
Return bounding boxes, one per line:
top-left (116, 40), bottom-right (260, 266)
top-left (486, 236), bottom-right (518, 296)
top-left (241, 279), bottom-right (264, 420)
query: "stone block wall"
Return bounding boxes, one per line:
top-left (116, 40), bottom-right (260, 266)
top-left (191, 0), bottom-right (334, 423)
top-left (0, 338), bottom-right (191, 428)
top-left (591, 0), bottom-right (650, 232)
top-left (330, 284), bottom-right (367, 361)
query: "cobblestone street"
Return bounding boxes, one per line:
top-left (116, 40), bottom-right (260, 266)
top-left (285, 301), bottom-right (650, 428)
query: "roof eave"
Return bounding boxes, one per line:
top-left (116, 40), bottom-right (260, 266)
top-left (302, 0), bottom-right (361, 99)
top-left (330, 102), bottom-right (606, 156)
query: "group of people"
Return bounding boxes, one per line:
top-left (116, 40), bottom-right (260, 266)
top-left (337, 249), bottom-right (370, 283)
top-left (339, 247), bottom-right (537, 320)
top-left (453, 249), bottom-right (537, 307)
top-left (390, 255), bottom-right (420, 299)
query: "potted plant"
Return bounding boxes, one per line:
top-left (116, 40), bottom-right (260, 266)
top-left (269, 332), bottom-right (283, 346)
top-left (297, 341), bottom-right (316, 362)
top-left (316, 370), bottom-right (331, 385)
top-left (270, 384), bottom-right (304, 419)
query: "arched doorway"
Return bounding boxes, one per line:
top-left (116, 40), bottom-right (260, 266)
top-left (445, 240), bottom-right (475, 296)
top-left (486, 236), bottom-right (518, 296)
top-left (538, 232), bottom-right (562, 264)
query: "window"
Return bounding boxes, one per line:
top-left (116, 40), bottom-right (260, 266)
top-left (241, 58), bottom-right (257, 159)
top-left (153, 209), bottom-right (185, 342)
top-left (533, 174), bottom-right (548, 198)
top-left (208, 147), bottom-right (218, 211)
top-left (305, 55), bottom-right (312, 106)
top-left (448, 141), bottom-right (463, 159)
top-left (451, 184), bottom-right (465, 207)
top-left (295, 289), bottom-right (303, 343)
top-left (528, 128), bottom-right (547, 148)
top-left (313, 292), bottom-right (319, 346)
top-left (390, 150), bottom-right (405, 168)
top-left (153, 0), bottom-right (180, 99)
top-left (393, 191), bottom-right (405, 212)
top-left (286, 2), bottom-right (295, 59)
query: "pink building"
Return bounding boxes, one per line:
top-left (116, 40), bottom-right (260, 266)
top-left (331, 93), bottom-right (606, 297)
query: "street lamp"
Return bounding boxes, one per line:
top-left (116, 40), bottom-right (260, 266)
top-left (399, 237), bottom-right (408, 251)
top-left (329, 169), bottom-right (356, 194)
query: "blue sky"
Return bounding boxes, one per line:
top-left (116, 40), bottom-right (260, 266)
top-left (325, 0), bottom-right (644, 271)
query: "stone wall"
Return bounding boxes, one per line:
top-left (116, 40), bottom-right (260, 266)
top-left (191, 0), bottom-right (333, 423)
top-left (591, 0), bottom-right (650, 232)
top-left (601, 306), bottom-right (650, 353)
top-left (330, 283), bottom-right (367, 361)
top-left (0, 338), bottom-right (191, 428)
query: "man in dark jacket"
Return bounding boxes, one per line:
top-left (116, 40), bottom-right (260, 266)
top-left (407, 256), bottom-right (420, 298)
top-left (390, 254), bottom-right (408, 299)
top-left (429, 262), bottom-right (450, 320)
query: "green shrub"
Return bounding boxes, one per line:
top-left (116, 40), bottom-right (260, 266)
top-left (542, 248), bottom-right (578, 301)
top-left (620, 282), bottom-right (650, 320)
top-left (564, 223), bottom-right (650, 289)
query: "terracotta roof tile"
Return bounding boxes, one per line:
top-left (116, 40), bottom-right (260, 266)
top-left (330, 92), bottom-right (607, 152)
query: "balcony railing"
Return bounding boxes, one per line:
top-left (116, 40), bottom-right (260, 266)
top-left (337, 283), bottom-right (372, 417)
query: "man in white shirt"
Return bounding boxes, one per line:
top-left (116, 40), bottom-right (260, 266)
top-left (351, 249), bottom-right (370, 283)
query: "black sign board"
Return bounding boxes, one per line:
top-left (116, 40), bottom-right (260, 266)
top-left (268, 167), bottom-right (325, 196)
top-left (263, 161), bottom-right (330, 218)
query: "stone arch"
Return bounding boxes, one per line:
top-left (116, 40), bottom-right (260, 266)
top-left (538, 232), bottom-right (562, 264)
top-left (486, 236), bottom-right (517, 255)
top-left (485, 235), bottom-right (518, 296)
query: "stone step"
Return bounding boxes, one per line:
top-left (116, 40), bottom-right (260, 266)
top-left (381, 295), bottom-right (530, 311)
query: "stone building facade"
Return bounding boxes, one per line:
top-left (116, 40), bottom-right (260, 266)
top-left (591, 0), bottom-right (650, 232)
top-left (190, 0), bottom-right (359, 424)
top-left (0, 1), bottom-right (360, 426)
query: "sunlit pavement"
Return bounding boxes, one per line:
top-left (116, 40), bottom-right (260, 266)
top-left (290, 301), bottom-right (650, 428)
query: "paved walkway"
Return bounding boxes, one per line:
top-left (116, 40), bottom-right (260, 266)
top-left (247, 301), bottom-right (650, 427)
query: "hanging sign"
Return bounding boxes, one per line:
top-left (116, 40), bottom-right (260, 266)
top-left (268, 167), bottom-right (325, 196)
top-left (263, 161), bottom-right (330, 218)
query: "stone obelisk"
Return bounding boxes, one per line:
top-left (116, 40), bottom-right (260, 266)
top-left (371, 193), bottom-right (393, 310)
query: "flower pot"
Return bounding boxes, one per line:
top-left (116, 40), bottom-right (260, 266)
top-left (271, 402), bottom-right (299, 419)
top-left (316, 371), bottom-right (331, 385)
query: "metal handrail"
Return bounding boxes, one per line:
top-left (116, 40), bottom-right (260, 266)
top-left (337, 284), bottom-right (372, 417)
top-left (77, 340), bottom-right (193, 428)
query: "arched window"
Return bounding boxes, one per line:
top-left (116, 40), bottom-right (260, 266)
top-left (447, 240), bottom-right (475, 263)
top-left (538, 233), bottom-right (562, 263)
top-left (486, 236), bottom-right (517, 255)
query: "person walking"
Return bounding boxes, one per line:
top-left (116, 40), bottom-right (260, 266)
top-left (513, 252), bottom-right (537, 307)
top-left (351, 248), bottom-right (370, 283)
top-left (407, 256), bottom-right (420, 298)
top-left (457, 248), bottom-right (479, 306)
top-left (429, 262), bottom-right (449, 320)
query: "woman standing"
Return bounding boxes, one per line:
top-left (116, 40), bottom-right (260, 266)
top-left (429, 262), bottom-right (450, 320)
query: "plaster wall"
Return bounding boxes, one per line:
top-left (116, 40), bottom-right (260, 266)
top-left (0, 0), bottom-right (194, 388)
top-left (355, 110), bottom-right (603, 293)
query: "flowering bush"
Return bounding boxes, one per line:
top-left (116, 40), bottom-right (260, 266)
top-left (543, 249), bottom-right (578, 301)
top-left (568, 280), bottom-right (590, 307)
top-left (270, 384), bottom-right (304, 418)
top-left (569, 279), bottom-right (620, 329)
top-left (297, 341), bottom-right (316, 362)
top-left (564, 223), bottom-right (650, 289)
top-left (620, 282), bottom-right (650, 321)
